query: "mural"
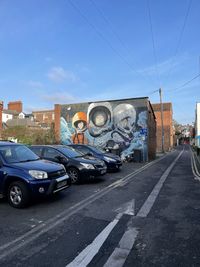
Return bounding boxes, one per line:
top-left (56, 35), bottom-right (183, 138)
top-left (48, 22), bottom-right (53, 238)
top-left (60, 100), bottom-right (148, 161)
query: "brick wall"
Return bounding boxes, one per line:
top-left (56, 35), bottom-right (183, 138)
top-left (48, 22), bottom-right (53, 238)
top-left (152, 103), bottom-right (173, 152)
top-left (8, 101), bottom-right (22, 113)
top-left (32, 110), bottom-right (55, 124)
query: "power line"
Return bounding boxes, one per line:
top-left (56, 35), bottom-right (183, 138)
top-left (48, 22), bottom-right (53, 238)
top-left (165, 0), bottom-right (193, 84)
top-left (67, 0), bottom-right (156, 86)
top-left (147, 0), bottom-right (161, 87)
top-left (169, 73), bottom-right (200, 93)
top-left (89, 0), bottom-right (130, 53)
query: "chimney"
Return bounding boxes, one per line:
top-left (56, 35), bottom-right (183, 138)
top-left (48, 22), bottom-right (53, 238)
top-left (8, 101), bottom-right (22, 113)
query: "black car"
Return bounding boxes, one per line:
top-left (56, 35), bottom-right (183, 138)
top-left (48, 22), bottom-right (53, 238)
top-left (30, 145), bottom-right (107, 183)
top-left (69, 144), bottom-right (122, 171)
top-left (0, 142), bottom-right (71, 208)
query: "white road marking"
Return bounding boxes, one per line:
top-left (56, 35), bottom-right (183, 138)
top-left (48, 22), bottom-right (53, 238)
top-left (66, 200), bottom-right (135, 267)
top-left (102, 149), bottom-right (184, 267)
top-left (103, 227), bottom-right (139, 267)
top-left (115, 200), bottom-right (135, 216)
top-left (137, 150), bottom-right (183, 218)
top-left (66, 217), bottom-right (120, 267)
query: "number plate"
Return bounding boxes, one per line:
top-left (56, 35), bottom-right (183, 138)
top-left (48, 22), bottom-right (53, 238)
top-left (57, 180), bottom-right (67, 189)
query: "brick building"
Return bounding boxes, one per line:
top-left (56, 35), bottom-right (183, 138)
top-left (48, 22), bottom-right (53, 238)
top-left (152, 102), bottom-right (173, 152)
top-left (32, 110), bottom-right (55, 125)
top-left (8, 101), bottom-right (22, 113)
top-left (55, 97), bottom-right (157, 161)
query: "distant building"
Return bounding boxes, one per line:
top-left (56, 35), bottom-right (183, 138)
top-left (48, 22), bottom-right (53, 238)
top-left (32, 110), bottom-right (55, 125)
top-left (2, 109), bottom-right (19, 123)
top-left (8, 101), bottom-right (22, 113)
top-left (152, 102), bottom-right (173, 152)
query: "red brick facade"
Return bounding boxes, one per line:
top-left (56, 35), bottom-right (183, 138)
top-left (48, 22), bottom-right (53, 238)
top-left (152, 103), bottom-right (173, 152)
top-left (32, 110), bottom-right (55, 124)
top-left (8, 101), bottom-right (22, 113)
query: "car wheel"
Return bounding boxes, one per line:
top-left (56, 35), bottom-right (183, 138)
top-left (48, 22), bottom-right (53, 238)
top-left (8, 181), bottom-right (30, 208)
top-left (68, 168), bottom-right (80, 184)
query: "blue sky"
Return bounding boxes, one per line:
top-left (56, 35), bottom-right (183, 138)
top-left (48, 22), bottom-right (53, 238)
top-left (0, 0), bottom-right (199, 124)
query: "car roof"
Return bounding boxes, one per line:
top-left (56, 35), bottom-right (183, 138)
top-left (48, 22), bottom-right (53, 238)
top-left (0, 141), bottom-right (20, 146)
top-left (31, 144), bottom-right (71, 149)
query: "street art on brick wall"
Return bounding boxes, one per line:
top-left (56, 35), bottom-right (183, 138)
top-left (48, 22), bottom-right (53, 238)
top-left (60, 100), bottom-right (148, 160)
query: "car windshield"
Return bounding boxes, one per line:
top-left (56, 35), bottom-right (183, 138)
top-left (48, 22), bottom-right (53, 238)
top-left (58, 146), bottom-right (83, 158)
top-left (0, 145), bottom-right (40, 164)
top-left (88, 145), bottom-right (105, 154)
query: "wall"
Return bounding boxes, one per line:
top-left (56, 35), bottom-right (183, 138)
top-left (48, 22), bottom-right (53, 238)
top-left (57, 98), bottom-right (153, 161)
top-left (8, 101), bottom-right (22, 113)
top-left (152, 103), bottom-right (173, 152)
top-left (2, 113), bottom-right (13, 123)
top-left (32, 110), bottom-right (55, 124)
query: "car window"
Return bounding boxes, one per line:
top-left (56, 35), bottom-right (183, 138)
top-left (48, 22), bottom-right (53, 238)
top-left (76, 146), bottom-right (90, 154)
top-left (43, 148), bottom-right (62, 159)
top-left (30, 147), bottom-right (43, 157)
top-left (0, 145), bottom-right (39, 163)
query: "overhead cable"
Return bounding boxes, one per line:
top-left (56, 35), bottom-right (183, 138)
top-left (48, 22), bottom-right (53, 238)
top-left (165, 0), bottom-right (193, 85)
top-left (68, 0), bottom-right (157, 86)
top-left (147, 0), bottom-right (161, 87)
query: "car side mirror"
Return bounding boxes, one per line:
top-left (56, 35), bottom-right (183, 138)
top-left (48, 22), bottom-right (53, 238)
top-left (87, 152), bottom-right (93, 156)
top-left (55, 155), bottom-right (68, 163)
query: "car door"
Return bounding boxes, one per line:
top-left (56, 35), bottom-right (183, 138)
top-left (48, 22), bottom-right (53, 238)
top-left (0, 157), bottom-right (4, 195)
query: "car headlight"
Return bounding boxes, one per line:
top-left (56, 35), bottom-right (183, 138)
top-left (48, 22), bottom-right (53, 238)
top-left (104, 156), bottom-right (116, 162)
top-left (29, 170), bottom-right (48, 179)
top-left (80, 163), bottom-right (95, 169)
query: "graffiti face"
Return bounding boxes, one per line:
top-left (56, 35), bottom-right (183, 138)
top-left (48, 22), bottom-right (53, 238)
top-left (113, 104), bottom-right (136, 134)
top-left (88, 102), bottom-right (113, 137)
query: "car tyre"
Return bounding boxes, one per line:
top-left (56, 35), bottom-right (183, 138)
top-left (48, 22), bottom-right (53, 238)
top-left (68, 167), bottom-right (80, 184)
top-left (8, 181), bottom-right (30, 208)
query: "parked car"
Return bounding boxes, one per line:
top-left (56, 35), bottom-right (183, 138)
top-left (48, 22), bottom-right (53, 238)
top-left (30, 145), bottom-right (107, 184)
top-left (0, 142), bottom-right (71, 208)
top-left (69, 144), bottom-right (122, 171)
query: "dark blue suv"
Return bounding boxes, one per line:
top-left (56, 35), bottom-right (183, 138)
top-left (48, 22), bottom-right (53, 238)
top-left (0, 142), bottom-right (71, 208)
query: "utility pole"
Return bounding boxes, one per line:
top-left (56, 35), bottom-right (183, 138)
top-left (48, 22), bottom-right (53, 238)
top-left (159, 88), bottom-right (165, 153)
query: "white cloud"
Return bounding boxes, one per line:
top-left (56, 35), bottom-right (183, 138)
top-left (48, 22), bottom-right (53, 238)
top-left (47, 67), bottom-right (78, 83)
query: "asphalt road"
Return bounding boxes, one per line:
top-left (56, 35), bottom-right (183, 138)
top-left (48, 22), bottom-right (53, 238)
top-left (1, 145), bottom-right (200, 267)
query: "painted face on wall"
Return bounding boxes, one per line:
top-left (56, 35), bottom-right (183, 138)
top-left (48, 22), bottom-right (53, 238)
top-left (113, 104), bottom-right (136, 134)
top-left (87, 102), bottom-right (113, 137)
top-left (77, 121), bottom-right (84, 130)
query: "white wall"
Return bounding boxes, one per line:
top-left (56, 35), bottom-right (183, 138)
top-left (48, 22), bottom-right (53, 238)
top-left (2, 113), bottom-right (13, 123)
